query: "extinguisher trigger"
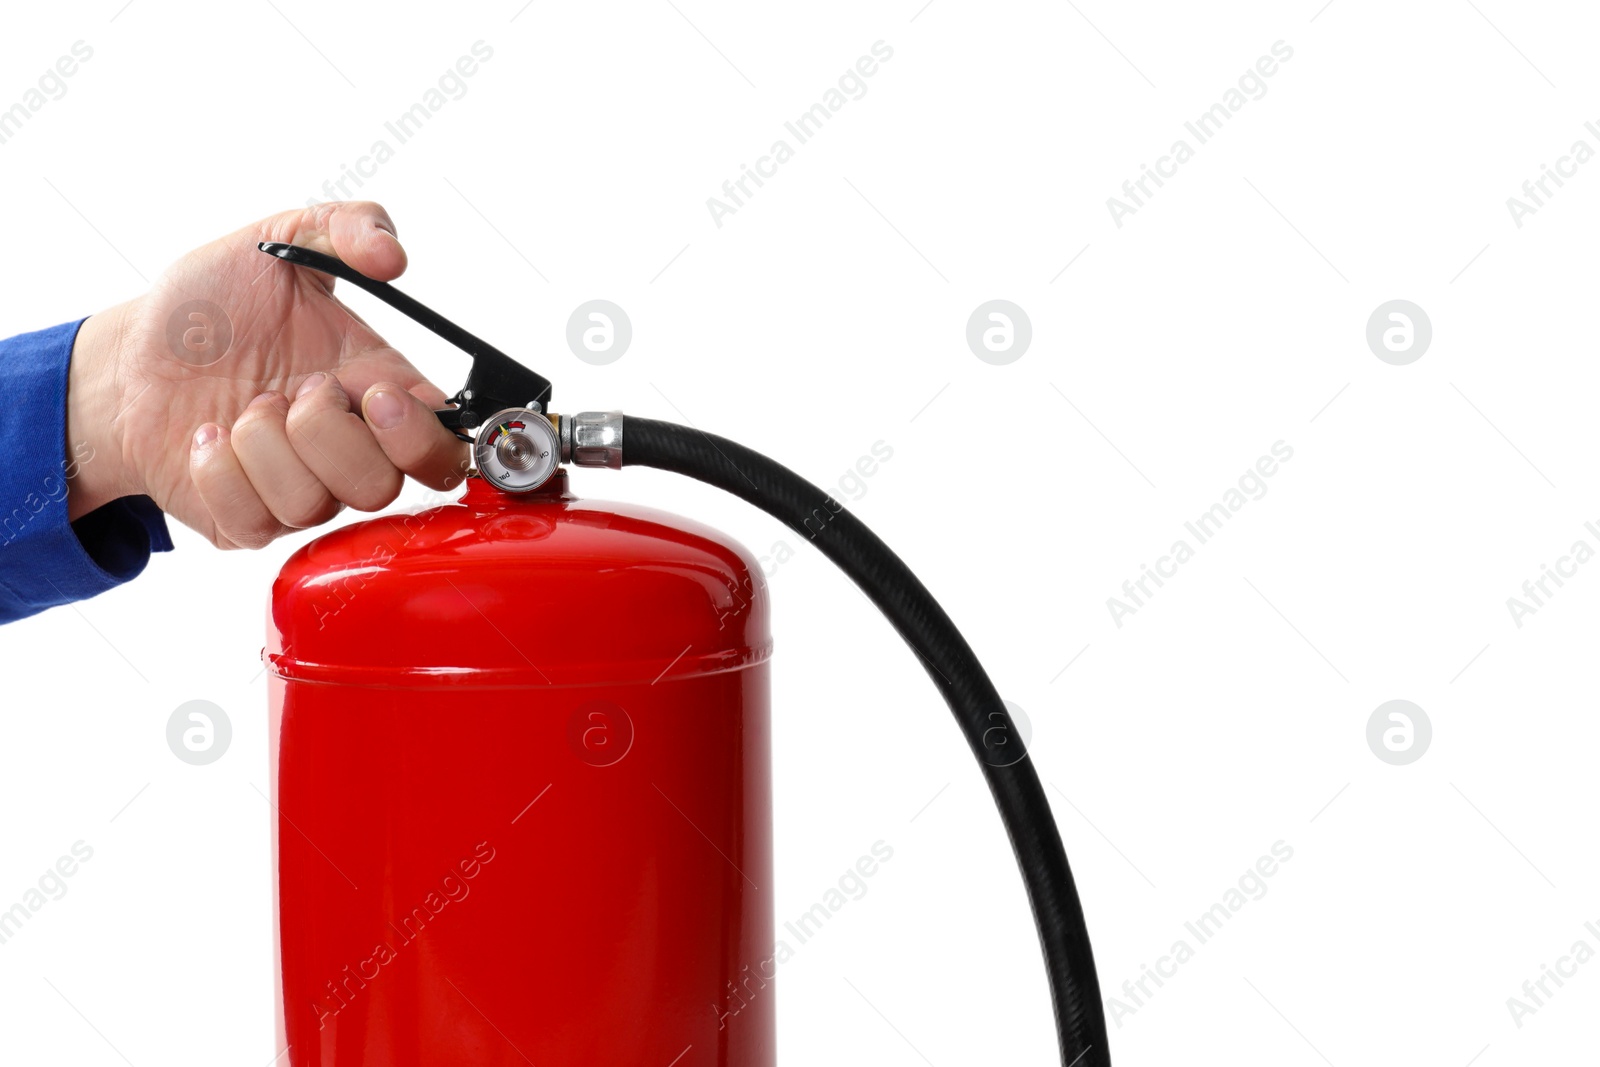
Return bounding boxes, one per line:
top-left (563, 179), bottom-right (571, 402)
top-left (256, 242), bottom-right (554, 438)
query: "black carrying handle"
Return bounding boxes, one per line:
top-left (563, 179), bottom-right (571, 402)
top-left (258, 242), bottom-right (552, 434)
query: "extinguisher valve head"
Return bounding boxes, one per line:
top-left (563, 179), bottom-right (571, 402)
top-left (561, 411), bottom-right (625, 470)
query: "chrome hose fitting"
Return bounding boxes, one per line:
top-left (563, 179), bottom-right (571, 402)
top-left (561, 411), bottom-right (624, 469)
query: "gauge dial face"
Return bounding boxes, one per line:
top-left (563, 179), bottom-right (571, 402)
top-left (474, 408), bottom-right (559, 492)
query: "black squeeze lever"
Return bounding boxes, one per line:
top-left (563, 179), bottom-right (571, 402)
top-left (257, 242), bottom-right (552, 437)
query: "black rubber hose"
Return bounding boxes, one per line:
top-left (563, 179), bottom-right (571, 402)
top-left (623, 417), bottom-right (1109, 1067)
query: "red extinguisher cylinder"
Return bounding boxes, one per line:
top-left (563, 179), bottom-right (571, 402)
top-left (267, 471), bottom-right (774, 1066)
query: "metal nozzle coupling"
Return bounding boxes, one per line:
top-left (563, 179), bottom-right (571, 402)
top-left (560, 411), bottom-right (624, 469)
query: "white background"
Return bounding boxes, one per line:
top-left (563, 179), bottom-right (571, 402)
top-left (1, 1), bottom-right (1597, 1064)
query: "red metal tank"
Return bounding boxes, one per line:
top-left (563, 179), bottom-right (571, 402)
top-left (266, 470), bottom-right (774, 1067)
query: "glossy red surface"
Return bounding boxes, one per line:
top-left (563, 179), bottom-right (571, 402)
top-left (267, 472), bottom-right (774, 1066)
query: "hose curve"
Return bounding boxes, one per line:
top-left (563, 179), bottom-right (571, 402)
top-left (622, 417), bottom-right (1109, 1067)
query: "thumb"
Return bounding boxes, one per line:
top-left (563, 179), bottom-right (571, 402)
top-left (362, 382), bottom-right (471, 491)
top-left (254, 201), bottom-right (408, 284)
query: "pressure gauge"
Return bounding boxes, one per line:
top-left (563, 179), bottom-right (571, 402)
top-left (474, 407), bottom-right (560, 493)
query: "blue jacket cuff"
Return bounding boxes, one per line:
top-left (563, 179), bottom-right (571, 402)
top-left (0, 318), bottom-right (172, 623)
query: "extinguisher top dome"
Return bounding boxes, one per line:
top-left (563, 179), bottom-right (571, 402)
top-left (267, 472), bottom-right (771, 689)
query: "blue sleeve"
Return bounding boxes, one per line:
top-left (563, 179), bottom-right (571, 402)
top-left (0, 319), bottom-right (173, 624)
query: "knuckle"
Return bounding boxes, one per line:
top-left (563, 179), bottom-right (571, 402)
top-left (232, 522), bottom-right (282, 551)
top-left (232, 405), bottom-right (285, 446)
top-left (341, 199), bottom-right (388, 224)
top-left (283, 406), bottom-right (315, 441)
top-left (274, 490), bottom-right (341, 530)
top-left (344, 467), bottom-right (403, 512)
top-left (287, 392), bottom-right (348, 432)
top-left (285, 427), bottom-right (334, 469)
top-left (306, 201), bottom-right (340, 234)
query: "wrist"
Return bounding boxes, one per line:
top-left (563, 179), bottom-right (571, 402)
top-left (66, 303), bottom-right (140, 520)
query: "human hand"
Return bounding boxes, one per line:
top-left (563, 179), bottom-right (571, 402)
top-left (65, 202), bottom-right (468, 548)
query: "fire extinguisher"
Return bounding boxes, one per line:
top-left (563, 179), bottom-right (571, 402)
top-left (260, 242), bottom-right (1110, 1066)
